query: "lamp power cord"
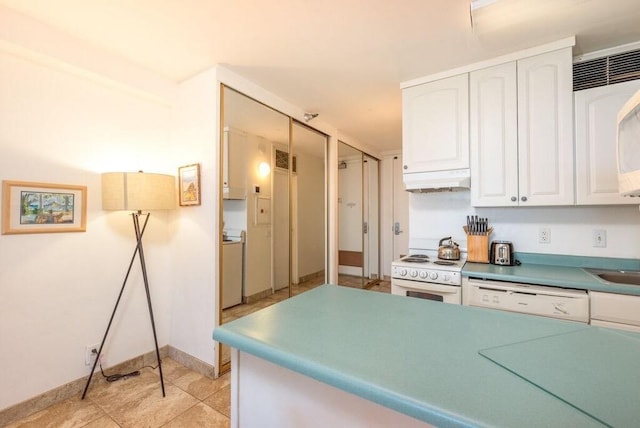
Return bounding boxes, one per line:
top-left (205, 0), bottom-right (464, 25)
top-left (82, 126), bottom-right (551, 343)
top-left (92, 349), bottom-right (159, 383)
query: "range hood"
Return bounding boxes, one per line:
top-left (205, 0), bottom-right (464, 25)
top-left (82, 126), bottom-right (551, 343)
top-left (404, 169), bottom-right (471, 193)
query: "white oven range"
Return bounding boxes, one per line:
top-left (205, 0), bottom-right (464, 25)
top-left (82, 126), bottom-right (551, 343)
top-left (391, 250), bottom-right (466, 305)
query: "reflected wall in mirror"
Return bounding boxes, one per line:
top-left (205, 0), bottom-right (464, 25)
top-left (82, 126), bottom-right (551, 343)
top-left (219, 86), bottom-right (327, 374)
top-left (337, 142), bottom-right (380, 289)
top-left (291, 121), bottom-right (327, 290)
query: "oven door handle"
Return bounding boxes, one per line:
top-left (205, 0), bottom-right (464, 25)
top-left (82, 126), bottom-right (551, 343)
top-left (392, 278), bottom-right (460, 294)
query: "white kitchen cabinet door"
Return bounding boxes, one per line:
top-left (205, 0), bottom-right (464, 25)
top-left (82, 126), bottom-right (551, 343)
top-left (470, 62), bottom-right (519, 206)
top-left (574, 80), bottom-right (640, 205)
top-left (591, 291), bottom-right (640, 329)
top-left (402, 74), bottom-right (469, 173)
top-left (223, 128), bottom-right (247, 199)
top-left (517, 47), bottom-right (575, 205)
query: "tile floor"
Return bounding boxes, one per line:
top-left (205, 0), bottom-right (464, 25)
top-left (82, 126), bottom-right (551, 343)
top-left (5, 358), bottom-right (231, 428)
top-left (7, 279), bottom-right (390, 427)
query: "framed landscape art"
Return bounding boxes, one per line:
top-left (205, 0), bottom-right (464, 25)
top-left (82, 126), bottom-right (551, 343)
top-left (178, 163), bottom-right (201, 206)
top-left (2, 180), bottom-right (87, 234)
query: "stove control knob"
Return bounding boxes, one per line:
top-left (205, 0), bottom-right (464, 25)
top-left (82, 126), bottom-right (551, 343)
top-left (410, 269), bottom-right (418, 278)
top-left (419, 271), bottom-right (428, 279)
top-left (399, 268), bottom-right (407, 277)
top-left (443, 273), bottom-right (451, 282)
top-left (429, 272), bottom-right (438, 280)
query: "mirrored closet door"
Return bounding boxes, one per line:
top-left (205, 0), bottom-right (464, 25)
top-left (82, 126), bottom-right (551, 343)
top-left (337, 142), bottom-right (380, 288)
top-left (219, 86), bottom-right (327, 374)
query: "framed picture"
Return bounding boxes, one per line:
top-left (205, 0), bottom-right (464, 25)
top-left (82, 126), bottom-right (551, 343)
top-left (178, 163), bottom-right (201, 206)
top-left (2, 180), bottom-right (87, 235)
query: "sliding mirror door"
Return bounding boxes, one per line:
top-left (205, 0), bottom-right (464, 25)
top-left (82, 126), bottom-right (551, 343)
top-left (219, 86), bottom-right (290, 372)
top-left (337, 142), bottom-right (380, 288)
top-left (338, 142), bottom-right (365, 288)
top-left (218, 87), bottom-right (328, 374)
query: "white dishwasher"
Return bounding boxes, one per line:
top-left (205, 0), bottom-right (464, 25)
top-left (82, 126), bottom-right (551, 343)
top-left (464, 277), bottom-right (589, 323)
top-left (222, 240), bottom-right (243, 309)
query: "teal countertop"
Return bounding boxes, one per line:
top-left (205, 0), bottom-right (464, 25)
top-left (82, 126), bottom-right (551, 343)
top-left (212, 285), bottom-right (634, 427)
top-left (463, 252), bottom-right (640, 296)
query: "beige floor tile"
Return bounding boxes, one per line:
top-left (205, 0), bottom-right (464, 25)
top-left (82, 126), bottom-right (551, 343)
top-left (83, 415), bottom-right (121, 427)
top-left (163, 403), bottom-right (230, 428)
top-left (89, 370), bottom-right (198, 427)
top-left (202, 385), bottom-right (230, 418)
top-left (159, 358), bottom-right (194, 383)
top-left (5, 358), bottom-right (230, 428)
top-left (4, 397), bottom-right (106, 428)
top-left (171, 371), bottom-right (230, 401)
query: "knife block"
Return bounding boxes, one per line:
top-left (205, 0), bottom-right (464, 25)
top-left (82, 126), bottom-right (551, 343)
top-left (464, 226), bottom-right (493, 263)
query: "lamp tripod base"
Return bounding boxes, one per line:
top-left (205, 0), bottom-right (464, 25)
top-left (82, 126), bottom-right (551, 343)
top-left (82, 212), bottom-right (165, 399)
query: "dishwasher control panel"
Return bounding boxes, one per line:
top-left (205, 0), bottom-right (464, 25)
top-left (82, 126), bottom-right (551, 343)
top-left (465, 278), bottom-right (589, 323)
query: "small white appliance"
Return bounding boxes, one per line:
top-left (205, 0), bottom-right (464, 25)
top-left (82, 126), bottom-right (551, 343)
top-left (464, 278), bottom-right (589, 323)
top-left (391, 250), bottom-right (465, 304)
top-left (222, 229), bottom-right (245, 309)
top-left (617, 89), bottom-right (640, 196)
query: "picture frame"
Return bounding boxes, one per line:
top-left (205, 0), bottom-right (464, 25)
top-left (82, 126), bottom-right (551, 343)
top-left (2, 180), bottom-right (87, 235)
top-left (178, 163), bottom-right (201, 206)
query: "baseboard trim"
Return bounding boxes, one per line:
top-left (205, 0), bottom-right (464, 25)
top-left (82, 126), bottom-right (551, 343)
top-left (243, 288), bottom-right (272, 304)
top-left (166, 346), bottom-right (214, 379)
top-left (0, 345), bottom-right (213, 426)
top-left (298, 270), bottom-right (325, 283)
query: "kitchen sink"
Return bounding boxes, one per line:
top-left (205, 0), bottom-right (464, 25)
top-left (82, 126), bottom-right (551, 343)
top-left (584, 268), bottom-right (640, 285)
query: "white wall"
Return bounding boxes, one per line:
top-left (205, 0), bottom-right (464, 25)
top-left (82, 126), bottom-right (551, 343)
top-left (409, 191), bottom-right (640, 259)
top-left (0, 27), bottom-right (177, 410)
top-left (338, 158), bottom-right (363, 252)
top-left (168, 67), bottom-right (219, 370)
top-left (244, 134), bottom-right (273, 297)
top-left (296, 151), bottom-right (326, 277)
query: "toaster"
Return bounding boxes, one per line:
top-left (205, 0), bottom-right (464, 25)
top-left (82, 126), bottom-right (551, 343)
top-left (490, 241), bottom-right (514, 266)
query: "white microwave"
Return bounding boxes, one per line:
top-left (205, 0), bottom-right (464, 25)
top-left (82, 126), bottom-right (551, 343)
top-left (617, 89), bottom-right (640, 197)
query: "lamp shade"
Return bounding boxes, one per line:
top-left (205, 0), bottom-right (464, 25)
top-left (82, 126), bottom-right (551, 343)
top-left (102, 172), bottom-right (176, 211)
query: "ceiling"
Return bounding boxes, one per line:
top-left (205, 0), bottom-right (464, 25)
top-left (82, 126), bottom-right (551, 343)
top-left (2, 0), bottom-right (640, 153)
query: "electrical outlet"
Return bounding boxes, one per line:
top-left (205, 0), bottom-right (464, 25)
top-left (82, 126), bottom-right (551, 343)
top-left (538, 227), bottom-right (551, 244)
top-left (593, 229), bottom-right (607, 248)
top-left (85, 344), bottom-right (99, 366)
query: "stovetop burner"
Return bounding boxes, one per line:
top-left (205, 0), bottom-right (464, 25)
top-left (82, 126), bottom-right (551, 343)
top-left (434, 260), bottom-right (457, 266)
top-left (401, 254), bottom-right (430, 263)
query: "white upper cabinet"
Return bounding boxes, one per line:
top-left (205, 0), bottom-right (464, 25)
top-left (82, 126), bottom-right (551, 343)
top-left (470, 48), bottom-right (574, 206)
top-left (402, 74), bottom-right (469, 173)
top-left (517, 48), bottom-right (575, 206)
top-left (574, 79), bottom-right (640, 205)
top-left (470, 62), bottom-right (519, 206)
top-left (223, 127), bottom-right (247, 199)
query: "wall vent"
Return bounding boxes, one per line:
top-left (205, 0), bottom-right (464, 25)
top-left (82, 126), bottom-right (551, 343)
top-left (275, 149), bottom-right (297, 173)
top-left (573, 48), bottom-right (640, 91)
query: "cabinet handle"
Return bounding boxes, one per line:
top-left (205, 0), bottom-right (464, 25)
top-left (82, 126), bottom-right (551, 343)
top-left (403, 165), bottom-right (408, 170)
top-left (511, 196), bottom-right (517, 202)
top-left (521, 196), bottom-right (528, 202)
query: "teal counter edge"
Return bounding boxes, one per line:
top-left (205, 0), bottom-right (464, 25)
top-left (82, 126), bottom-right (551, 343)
top-left (463, 253), bottom-right (640, 295)
top-left (213, 315), bottom-right (478, 428)
top-left (514, 252), bottom-right (640, 269)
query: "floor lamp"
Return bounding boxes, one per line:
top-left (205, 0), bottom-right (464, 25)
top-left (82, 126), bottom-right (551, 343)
top-left (82, 171), bottom-right (175, 400)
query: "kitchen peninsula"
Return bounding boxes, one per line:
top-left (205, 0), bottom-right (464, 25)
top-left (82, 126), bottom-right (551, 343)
top-left (213, 285), bottom-right (639, 427)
